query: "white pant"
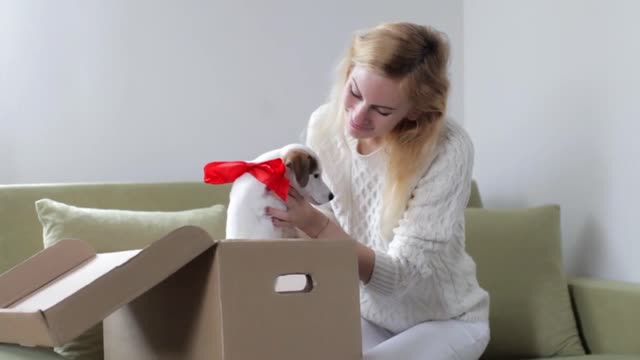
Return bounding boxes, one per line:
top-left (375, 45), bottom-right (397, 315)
top-left (361, 317), bottom-right (490, 360)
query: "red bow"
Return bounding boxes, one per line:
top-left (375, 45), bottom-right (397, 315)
top-left (203, 158), bottom-right (289, 202)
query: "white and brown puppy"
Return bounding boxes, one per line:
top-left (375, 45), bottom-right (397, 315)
top-left (225, 144), bottom-right (333, 240)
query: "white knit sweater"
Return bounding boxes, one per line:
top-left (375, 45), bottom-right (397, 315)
top-left (306, 105), bottom-right (490, 333)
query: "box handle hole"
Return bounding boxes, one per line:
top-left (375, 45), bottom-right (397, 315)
top-left (274, 273), bottom-right (314, 294)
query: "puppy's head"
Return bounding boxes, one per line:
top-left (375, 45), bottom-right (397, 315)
top-left (281, 145), bottom-right (333, 205)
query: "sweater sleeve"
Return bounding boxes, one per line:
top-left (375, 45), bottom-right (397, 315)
top-left (364, 125), bottom-right (475, 297)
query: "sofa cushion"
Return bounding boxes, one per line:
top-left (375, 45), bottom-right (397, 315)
top-left (465, 205), bottom-right (585, 358)
top-left (34, 199), bottom-right (227, 360)
top-left (569, 277), bottom-right (640, 354)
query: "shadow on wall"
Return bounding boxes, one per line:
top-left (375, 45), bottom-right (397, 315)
top-left (572, 215), bottom-right (607, 278)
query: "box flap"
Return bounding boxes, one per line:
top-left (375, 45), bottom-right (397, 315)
top-left (9, 250), bottom-right (141, 311)
top-left (0, 225), bottom-right (216, 347)
top-left (0, 239), bottom-right (96, 308)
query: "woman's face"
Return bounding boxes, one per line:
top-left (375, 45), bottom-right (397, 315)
top-left (343, 65), bottom-right (413, 143)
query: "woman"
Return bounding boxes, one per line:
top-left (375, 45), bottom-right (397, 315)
top-left (266, 22), bottom-right (490, 360)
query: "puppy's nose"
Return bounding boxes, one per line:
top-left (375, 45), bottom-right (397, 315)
top-left (328, 193), bottom-right (334, 201)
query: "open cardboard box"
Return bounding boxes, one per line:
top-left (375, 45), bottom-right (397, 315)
top-left (0, 226), bottom-right (363, 359)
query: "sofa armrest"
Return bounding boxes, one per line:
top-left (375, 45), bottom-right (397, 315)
top-left (569, 277), bottom-right (640, 354)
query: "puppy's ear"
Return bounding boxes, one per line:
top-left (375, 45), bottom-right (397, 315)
top-left (283, 150), bottom-right (310, 187)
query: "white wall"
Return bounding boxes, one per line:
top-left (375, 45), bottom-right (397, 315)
top-left (465, 0), bottom-right (640, 283)
top-left (0, 0), bottom-right (464, 184)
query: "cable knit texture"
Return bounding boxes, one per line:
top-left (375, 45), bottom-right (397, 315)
top-left (307, 105), bottom-right (490, 333)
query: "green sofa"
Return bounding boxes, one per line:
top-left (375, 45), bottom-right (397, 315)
top-left (0, 181), bottom-right (638, 359)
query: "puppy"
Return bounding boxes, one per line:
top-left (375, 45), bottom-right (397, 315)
top-left (225, 144), bottom-right (333, 240)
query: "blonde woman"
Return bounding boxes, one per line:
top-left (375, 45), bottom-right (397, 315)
top-left (266, 22), bottom-right (490, 359)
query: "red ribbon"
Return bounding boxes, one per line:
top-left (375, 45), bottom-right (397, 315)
top-left (203, 158), bottom-right (289, 202)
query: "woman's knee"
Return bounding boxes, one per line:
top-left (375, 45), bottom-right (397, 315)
top-left (362, 320), bottom-right (489, 360)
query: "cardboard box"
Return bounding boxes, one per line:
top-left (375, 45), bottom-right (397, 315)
top-left (0, 226), bottom-right (363, 359)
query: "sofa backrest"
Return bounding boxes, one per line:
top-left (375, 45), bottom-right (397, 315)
top-left (0, 182), bottom-right (232, 274)
top-left (0, 180), bottom-right (482, 274)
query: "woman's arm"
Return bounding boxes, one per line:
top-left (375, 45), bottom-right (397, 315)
top-left (300, 210), bottom-right (375, 284)
top-left (277, 201), bottom-right (375, 284)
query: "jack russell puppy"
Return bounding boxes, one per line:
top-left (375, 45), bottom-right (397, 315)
top-left (207, 144), bottom-right (333, 240)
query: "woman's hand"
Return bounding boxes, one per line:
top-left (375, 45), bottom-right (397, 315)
top-left (267, 187), bottom-right (374, 282)
top-left (266, 187), bottom-right (326, 237)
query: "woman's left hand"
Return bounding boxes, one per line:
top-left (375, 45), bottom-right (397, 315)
top-left (266, 187), bottom-right (321, 234)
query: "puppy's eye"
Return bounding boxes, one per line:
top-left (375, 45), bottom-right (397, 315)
top-left (314, 174), bottom-right (320, 178)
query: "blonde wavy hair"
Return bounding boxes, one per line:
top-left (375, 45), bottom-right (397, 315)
top-left (310, 22), bottom-right (450, 239)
